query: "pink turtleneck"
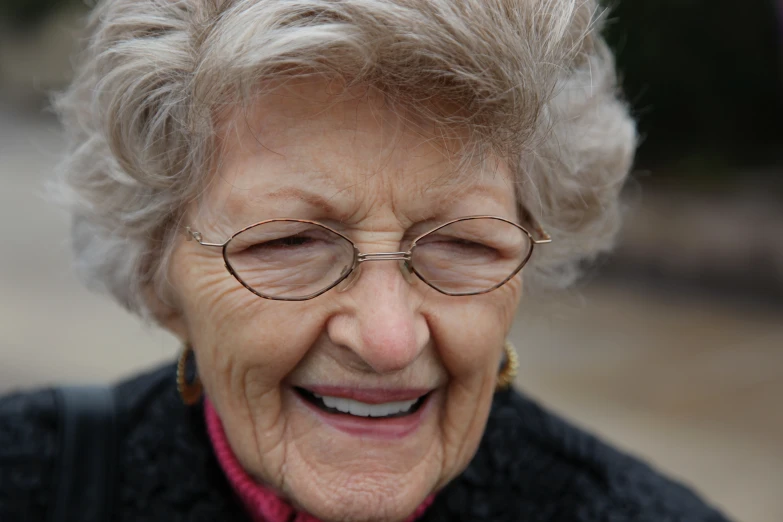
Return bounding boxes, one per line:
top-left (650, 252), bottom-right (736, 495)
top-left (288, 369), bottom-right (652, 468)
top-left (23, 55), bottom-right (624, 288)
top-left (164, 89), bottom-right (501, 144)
top-left (204, 399), bottom-right (435, 522)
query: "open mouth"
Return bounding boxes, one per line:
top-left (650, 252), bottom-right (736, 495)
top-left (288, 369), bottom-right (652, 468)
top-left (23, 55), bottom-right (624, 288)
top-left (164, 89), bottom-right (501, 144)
top-left (295, 387), bottom-right (430, 419)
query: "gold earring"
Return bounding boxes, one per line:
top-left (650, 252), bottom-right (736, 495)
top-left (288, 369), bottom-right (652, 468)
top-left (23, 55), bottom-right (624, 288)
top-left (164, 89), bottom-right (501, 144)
top-left (496, 341), bottom-right (519, 391)
top-left (177, 344), bottom-right (203, 405)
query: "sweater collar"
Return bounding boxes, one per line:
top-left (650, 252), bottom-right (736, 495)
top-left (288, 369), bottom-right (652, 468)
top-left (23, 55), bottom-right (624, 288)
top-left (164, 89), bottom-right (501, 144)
top-left (204, 398), bottom-right (435, 522)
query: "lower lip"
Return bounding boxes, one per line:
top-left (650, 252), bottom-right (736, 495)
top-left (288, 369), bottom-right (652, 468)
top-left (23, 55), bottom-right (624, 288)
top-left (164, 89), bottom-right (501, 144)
top-left (295, 389), bottom-right (434, 440)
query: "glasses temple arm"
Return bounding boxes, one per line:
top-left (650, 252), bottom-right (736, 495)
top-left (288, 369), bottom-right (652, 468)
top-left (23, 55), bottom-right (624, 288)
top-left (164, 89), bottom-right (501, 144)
top-left (531, 225), bottom-right (552, 244)
top-left (184, 227), bottom-right (225, 248)
top-left (519, 207), bottom-right (552, 244)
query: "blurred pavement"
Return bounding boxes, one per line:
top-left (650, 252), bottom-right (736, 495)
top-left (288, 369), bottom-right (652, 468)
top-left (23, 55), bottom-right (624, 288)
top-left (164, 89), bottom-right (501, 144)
top-left (1, 105), bottom-right (781, 522)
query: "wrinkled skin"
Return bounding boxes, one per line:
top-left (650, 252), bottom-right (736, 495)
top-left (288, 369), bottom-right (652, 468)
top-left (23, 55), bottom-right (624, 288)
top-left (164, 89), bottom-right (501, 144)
top-left (163, 80), bottom-right (522, 522)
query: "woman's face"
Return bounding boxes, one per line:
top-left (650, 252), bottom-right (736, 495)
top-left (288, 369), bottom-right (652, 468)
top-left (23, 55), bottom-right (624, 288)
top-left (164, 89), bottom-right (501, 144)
top-left (166, 80), bottom-right (522, 522)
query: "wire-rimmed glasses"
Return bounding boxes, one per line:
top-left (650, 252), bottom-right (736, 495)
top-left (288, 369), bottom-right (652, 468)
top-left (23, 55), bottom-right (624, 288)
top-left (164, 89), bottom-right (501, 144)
top-left (185, 216), bottom-right (551, 301)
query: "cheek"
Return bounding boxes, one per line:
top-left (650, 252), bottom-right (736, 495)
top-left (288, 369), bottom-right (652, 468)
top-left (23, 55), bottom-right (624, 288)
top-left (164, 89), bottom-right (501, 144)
top-left (174, 255), bottom-right (330, 401)
top-left (422, 279), bottom-right (521, 486)
top-left (429, 276), bottom-right (521, 380)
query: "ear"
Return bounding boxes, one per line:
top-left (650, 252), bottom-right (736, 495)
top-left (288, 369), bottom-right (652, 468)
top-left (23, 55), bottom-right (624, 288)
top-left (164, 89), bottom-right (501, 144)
top-left (144, 284), bottom-right (189, 343)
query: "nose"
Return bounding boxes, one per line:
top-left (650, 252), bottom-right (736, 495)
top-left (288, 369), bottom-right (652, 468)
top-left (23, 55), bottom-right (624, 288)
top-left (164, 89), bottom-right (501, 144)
top-left (326, 261), bottom-right (429, 375)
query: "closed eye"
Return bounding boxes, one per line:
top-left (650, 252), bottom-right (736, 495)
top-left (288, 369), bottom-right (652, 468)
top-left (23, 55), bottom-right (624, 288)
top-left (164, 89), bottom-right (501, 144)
top-left (262, 235), bottom-right (317, 248)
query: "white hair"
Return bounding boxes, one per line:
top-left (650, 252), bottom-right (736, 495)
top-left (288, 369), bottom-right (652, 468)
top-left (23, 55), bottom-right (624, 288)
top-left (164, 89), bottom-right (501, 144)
top-left (54, 0), bottom-right (637, 319)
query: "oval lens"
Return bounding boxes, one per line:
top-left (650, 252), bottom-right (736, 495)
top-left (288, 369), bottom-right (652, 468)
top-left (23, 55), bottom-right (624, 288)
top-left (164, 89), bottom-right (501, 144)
top-left (410, 217), bottom-right (531, 295)
top-left (225, 220), bottom-right (355, 300)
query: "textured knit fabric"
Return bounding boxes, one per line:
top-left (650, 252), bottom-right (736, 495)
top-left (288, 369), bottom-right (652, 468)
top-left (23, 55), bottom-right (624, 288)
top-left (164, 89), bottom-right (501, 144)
top-left (203, 398), bottom-right (434, 522)
top-left (0, 363), bottom-right (733, 522)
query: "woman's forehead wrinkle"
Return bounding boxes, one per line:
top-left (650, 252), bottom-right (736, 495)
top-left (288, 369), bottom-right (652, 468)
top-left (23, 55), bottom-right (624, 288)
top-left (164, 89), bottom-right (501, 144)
top-left (212, 154), bottom-right (513, 228)
top-left (212, 90), bottom-right (516, 225)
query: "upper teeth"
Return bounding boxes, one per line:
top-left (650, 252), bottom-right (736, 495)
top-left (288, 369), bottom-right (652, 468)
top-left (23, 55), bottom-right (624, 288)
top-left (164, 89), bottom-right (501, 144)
top-left (314, 393), bottom-right (419, 417)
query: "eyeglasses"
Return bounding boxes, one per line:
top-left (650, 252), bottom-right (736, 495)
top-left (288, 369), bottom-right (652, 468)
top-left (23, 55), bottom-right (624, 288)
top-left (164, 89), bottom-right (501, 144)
top-left (185, 216), bottom-right (551, 301)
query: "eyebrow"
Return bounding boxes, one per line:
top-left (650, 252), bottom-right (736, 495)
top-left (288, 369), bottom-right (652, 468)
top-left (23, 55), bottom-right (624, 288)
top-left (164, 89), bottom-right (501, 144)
top-left (455, 184), bottom-right (512, 204)
top-left (230, 180), bottom-right (512, 223)
top-left (251, 186), bottom-right (345, 217)
top-left (424, 181), bottom-right (514, 212)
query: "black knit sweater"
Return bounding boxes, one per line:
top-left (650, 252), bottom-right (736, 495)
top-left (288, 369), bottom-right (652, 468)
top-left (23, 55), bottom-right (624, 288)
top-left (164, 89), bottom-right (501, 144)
top-left (0, 364), bottom-right (731, 522)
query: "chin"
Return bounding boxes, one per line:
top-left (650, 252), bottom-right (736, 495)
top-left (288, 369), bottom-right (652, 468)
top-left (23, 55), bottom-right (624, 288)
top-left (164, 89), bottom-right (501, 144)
top-left (276, 386), bottom-right (447, 522)
top-left (294, 479), bottom-right (434, 522)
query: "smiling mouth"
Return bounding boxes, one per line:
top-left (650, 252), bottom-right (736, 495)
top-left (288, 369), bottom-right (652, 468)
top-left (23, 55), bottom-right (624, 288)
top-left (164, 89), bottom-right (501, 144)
top-left (295, 387), bottom-right (429, 419)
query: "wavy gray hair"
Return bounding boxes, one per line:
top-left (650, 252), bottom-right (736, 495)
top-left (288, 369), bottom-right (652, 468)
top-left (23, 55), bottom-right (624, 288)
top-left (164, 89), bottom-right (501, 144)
top-left (55, 0), bottom-right (636, 319)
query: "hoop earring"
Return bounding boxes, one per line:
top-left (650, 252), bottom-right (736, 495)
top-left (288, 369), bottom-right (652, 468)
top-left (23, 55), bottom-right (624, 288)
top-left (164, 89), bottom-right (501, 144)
top-left (496, 341), bottom-right (519, 391)
top-left (177, 344), bottom-right (203, 405)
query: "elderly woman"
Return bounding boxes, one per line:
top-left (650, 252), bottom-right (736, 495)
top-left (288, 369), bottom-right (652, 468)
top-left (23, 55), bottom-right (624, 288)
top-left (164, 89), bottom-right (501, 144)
top-left (1, 1), bottom-right (731, 521)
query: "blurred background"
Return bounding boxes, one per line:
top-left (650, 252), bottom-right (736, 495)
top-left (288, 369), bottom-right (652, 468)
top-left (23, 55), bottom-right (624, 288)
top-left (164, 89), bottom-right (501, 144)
top-left (1, 1), bottom-right (781, 521)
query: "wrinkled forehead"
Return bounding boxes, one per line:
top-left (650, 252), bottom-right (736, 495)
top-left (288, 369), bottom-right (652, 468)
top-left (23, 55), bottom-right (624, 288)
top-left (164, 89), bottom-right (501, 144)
top-left (204, 78), bottom-right (517, 223)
